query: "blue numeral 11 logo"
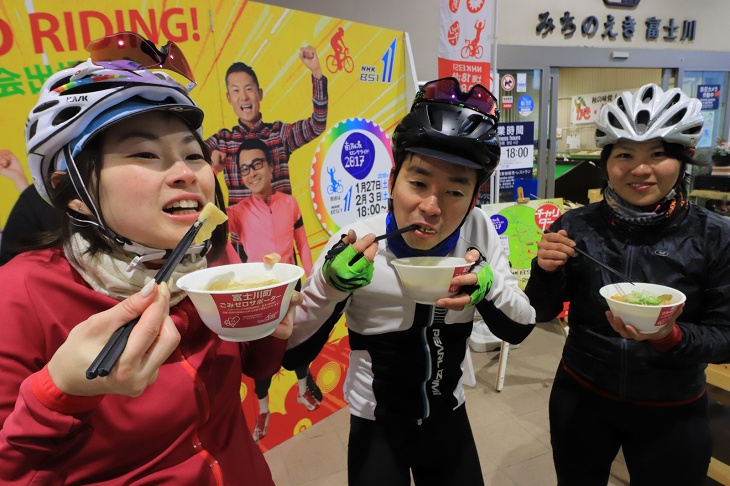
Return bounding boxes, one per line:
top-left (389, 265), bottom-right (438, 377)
top-left (343, 186), bottom-right (353, 212)
top-left (380, 38), bottom-right (396, 83)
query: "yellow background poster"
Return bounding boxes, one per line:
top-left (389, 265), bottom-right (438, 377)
top-left (0, 0), bottom-right (409, 450)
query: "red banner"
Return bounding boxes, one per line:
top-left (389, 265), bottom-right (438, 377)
top-left (438, 0), bottom-right (494, 91)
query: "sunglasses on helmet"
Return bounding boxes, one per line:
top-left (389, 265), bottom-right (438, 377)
top-left (86, 31), bottom-right (196, 91)
top-left (414, 77), bottom-right (499, 119)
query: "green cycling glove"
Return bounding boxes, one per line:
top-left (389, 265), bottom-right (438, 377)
top-left (466, 263), bottom-right (493, 307)
top-left (322, 238), bottom-right (374, 293)
top-left (462, 247), bottom-right (494, 307)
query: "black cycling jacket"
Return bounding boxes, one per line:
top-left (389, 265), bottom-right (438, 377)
top-left (525, 201), bottom-right (730, 403)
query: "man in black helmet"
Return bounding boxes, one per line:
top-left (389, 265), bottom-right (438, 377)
top-left (283, 78), bottom-right (536, 486)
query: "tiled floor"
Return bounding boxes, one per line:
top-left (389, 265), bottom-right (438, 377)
top-left (263, 320), bottom-right (634, 485)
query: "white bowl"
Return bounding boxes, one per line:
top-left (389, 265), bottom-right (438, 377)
top-left (177, 263), bottom-right (304, 341)
top-left (392, 256), bottom-right (473, 304)
top-left (599, 282), bottom-right (686, 334)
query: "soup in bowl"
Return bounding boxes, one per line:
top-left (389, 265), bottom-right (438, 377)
top-left (177, 262), bottom-right (305, 341)
top-left (599, 282), bottom-right (686, 334)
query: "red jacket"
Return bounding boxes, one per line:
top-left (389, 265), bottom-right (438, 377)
top-left (0, 246), bottom-right (285, 485)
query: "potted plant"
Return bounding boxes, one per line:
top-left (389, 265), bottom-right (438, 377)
top-left (712, 136), bottom-right (730, 167)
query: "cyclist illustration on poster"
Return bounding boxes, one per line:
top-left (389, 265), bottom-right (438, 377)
top-left (326, 27), bottom-right (354, 73)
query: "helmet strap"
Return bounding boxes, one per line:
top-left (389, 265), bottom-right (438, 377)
top-left (63, 145), bottom-right (105, 228)
top-left (125, 240), bottom-right (211, 271)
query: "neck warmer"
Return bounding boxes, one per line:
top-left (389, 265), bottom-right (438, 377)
top-left (65, 233), bottom-right (208, 306)
top-left (600, 182), bottom-right (689, 233)
top-left (385, 212), bottom-right (460, 259)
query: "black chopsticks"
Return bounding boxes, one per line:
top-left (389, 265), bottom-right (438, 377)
top-left (85, 219), bottom-right (206, 379)
top-left (347, 224), bottom-right (419, 265)
top-left (572, 246), bottom-right (635, 285)
top-left (544, 230), bottom-right (634, 285)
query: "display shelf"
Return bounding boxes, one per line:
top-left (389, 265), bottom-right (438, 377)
top-left (690, 189), bottom-right (730, 201)
top-left (555, 151), bottom-right (601, 162)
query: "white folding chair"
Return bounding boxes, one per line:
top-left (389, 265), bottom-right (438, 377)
top-left (462, 347), bottom-right (477, 388)
top-left (495, 341), bottom-right (510, 392)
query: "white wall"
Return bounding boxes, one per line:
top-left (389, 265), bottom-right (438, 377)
top-left (496, 0), bottom-right (728, 51)
top-left (257, 0), bottom-right (729, 80)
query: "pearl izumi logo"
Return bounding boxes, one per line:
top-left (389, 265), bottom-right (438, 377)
top-left (604, 0), bottom-right (639, 6)
top-left (431, 328), bottom-right (445, 396)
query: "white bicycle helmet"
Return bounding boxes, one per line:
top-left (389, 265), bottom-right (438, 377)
top-left (26, 59), bottom-right (203, 203)
top-left (25, 58), bottom-right (207, 264)
top-left (594, 83), bottom-right (703, 148)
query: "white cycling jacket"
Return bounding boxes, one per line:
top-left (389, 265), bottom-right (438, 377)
top-left (285, 209), bottom-right (535, 421)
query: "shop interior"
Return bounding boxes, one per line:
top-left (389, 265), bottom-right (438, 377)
top-left (496, 66), bottom-right (730, 219)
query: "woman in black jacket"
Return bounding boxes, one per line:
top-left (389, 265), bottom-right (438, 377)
top-left (526, 83), bottom-right (730, 486)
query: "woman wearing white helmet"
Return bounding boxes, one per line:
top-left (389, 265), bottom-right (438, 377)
top-left (0, 39), bottom-right (296, 484)
top-left (526, 83), bottom-right (730, 485)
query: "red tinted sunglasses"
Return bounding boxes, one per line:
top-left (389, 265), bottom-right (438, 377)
top-left (414, 77), bottom-right (499, 119)
top-left (86, 31), bottom-right (196, 91)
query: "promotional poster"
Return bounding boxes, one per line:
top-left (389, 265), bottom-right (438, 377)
top-left (0, 0), bottom-right (409, 451)
top-left (479, 199), bottom-right (564, 290)
top-left (438, 0), bottom-right (495, 91)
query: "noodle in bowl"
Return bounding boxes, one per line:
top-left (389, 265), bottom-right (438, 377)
top-left (598, 282), bottom-right (686, 334)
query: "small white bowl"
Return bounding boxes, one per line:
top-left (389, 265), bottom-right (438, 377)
top-left (177, 263), bottom-right (304, 341)
top-left (599, 282), bottom-right (686, 334)
top-left (392, 256), bottom-right (473, 304)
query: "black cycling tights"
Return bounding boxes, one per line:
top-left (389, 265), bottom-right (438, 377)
top-left (348, 405), bottom-right (484, 486)
top-left (550, 365), bottom-right (712, 486)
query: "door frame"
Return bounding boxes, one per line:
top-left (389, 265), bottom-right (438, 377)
top-left (498, 44), bottom-right (730, 199)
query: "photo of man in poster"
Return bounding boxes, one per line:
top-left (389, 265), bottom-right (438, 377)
top-left (206, 46), bottom-right (328, 205)
top-left (226, 138), bottom-right (323, 443)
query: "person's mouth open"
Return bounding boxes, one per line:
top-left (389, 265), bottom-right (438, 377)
top-left (413, 224), bottom-right (437, 238)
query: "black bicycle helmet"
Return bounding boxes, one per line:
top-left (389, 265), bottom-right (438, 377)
top-left (391, 100), bottom-right (500, 187)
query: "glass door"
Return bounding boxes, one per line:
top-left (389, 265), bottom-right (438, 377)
top-left (682, 70), bottom-right (730, 214)
top-left (484, 69), bottom-right (543, 204)
top-left (682, 71), bottom-right (729, 164)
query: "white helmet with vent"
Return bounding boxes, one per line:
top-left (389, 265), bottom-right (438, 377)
top-left (24, 58), bottom-right (207, 265)
top-left (26, 59), bottom-right (203, 204)
top-left (594, 83), bottom-right (703, 148)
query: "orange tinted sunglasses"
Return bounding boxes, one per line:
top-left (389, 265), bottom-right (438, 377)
top-left (86, 31), bottom-right (196, 91)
